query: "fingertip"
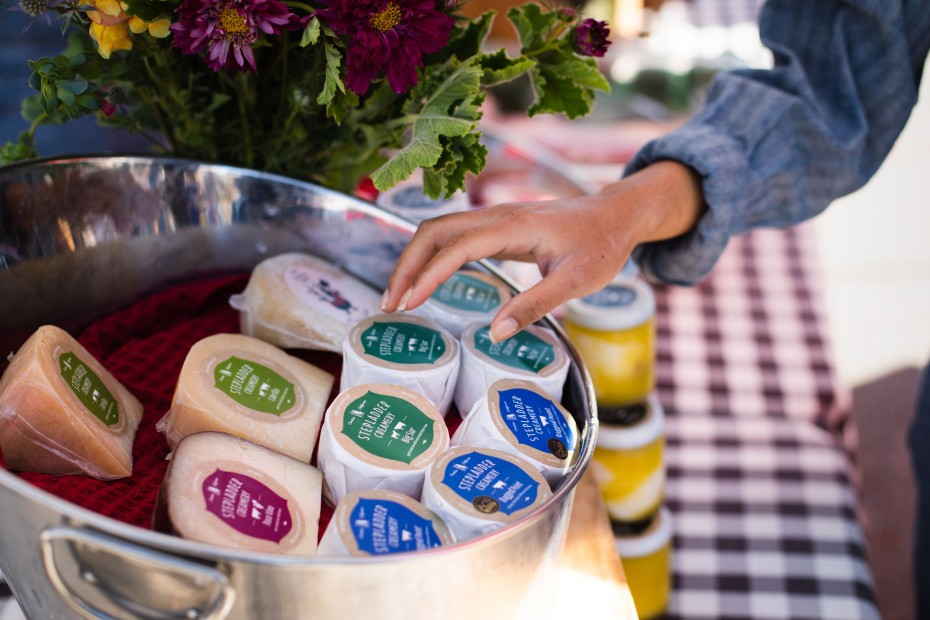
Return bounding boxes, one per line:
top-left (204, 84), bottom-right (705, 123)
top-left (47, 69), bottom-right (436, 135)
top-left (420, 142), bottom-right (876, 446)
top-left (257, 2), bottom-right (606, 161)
top-left (489, 317), bottom-right (519, 343)
top-left (379, 288), bottom-right (391, 312)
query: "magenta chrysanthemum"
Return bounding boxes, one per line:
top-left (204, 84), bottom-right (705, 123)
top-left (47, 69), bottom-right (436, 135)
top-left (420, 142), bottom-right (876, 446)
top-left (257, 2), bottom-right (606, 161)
top-left (316, 0), bottom-right (455, 95)
top-left (171, 0), bottom-right (298, 73)
top-left (572, 18), bottom-right (611, 58)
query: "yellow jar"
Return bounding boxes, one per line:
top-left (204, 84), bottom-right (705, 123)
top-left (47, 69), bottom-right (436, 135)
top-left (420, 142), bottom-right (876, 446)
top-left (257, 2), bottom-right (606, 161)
top-left (563, 278), bottom-right (656, 407)
top-left (591, 394), bottom-right (665, 522)
top-left (615, 507), bottom-right (673, 620)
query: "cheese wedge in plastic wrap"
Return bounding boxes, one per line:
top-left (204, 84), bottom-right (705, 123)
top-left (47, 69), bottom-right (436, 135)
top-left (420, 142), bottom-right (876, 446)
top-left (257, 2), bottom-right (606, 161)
top-left (0, 325), bottom-right (143, 479)
top-left (157, 333), bottom-right (333, 462)
top-left (154, 432), bottom-right (323, 555)
top-left (230, 252), bottom-right (382, 352)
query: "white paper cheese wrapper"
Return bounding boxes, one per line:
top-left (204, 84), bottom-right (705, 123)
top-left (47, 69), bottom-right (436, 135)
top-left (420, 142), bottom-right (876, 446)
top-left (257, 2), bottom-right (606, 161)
top-left (452, 379), bottom-right (579, 488)
top-left (317, 383), bottom-right (449, 505)
top-left (421, 446), bottom-right (551, 543)
top-left (454, 323), bottom-right (569, 418)
top-left (410, 270), bottom-right (512, 339)
top-left (340, 314), bottom-right (460, 415)
top-left (317, 488), bottom-right (455, 556)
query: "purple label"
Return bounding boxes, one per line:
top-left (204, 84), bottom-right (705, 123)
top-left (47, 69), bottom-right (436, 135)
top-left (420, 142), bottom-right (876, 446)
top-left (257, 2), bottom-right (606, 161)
top-left (202, 469), bottom-right (293, 544)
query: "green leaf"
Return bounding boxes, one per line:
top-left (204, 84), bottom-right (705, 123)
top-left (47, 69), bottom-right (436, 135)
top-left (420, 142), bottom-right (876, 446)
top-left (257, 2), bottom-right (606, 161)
top-left (123, 0), bottom-right (174, 22)
top-left (479, 49), bottom-right (534, 86)
top-left (431, 11), bottom-right (494, 63)
top-left (301, 17), bottom-right (321, 47)
top-left (57, 88), bottom-right (76, 106)
top-left (370, 60), bottom-right (484, 192)
top-left (507, 4), bottom-right (561, 52)
top-left (206, 92), bottom-right (232, 113)
top-left (424, 131), bottom-right (488, 198)
top-left (57, 79), bottom-right (88, 95)
top-left (326, 89), bottom-right (358, 125)
top-left (316, 40), bottom-right (344, 106)
top-left (0, 132), bottom-right (39, 165)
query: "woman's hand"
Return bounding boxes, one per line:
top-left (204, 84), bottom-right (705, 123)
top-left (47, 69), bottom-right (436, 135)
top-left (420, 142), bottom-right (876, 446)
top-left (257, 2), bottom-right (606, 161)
top-left (381, 160), bottom-right (704, 342)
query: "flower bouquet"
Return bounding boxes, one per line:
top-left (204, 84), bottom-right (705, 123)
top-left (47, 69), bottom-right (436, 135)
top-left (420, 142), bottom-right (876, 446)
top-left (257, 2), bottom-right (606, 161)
top-left (2, 0), bottom-right (611, 197)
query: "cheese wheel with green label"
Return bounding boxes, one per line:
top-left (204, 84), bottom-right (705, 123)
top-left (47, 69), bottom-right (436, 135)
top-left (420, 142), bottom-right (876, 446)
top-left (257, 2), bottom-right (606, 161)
top-left (317, 383), bottom-right (449, 505)
top-left (341, 313), bottom-right (459, 415)
top-left (157, 333), bottom-right (333, 462)
top-left (454, 323), bottom-right (569, 417)
top-left (317, 488), bottom-right (455, 556)
top-left (410, 270), bottom-right (512, 338)
top-left (155, 432), bottom-right (322, 555)
top-left (0, 325), bottom-right (143, 479)
top-left (421, 446), bottom-right (551, 542)
top-left (452, 379), bottom-right (579, 488)
top-left (229, 252), bottom-right (382, 353)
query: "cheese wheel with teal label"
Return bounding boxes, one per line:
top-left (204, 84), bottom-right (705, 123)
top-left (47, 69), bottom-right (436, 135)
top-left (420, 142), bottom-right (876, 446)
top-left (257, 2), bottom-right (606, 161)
top-left (317, 383), bottom-right (449, 504)
top-left (421, 446), bottom-right (551, 542)
top-left (452, 379), bottom-right (579, 487)
top-left (317, 489), bottom-right (455, 556)
top-left (454, 324), bottom-right (569, 417)
top-left (342, 313), bottom-right (460, 415)
top-left (412, 270), bottom-right (512, 338)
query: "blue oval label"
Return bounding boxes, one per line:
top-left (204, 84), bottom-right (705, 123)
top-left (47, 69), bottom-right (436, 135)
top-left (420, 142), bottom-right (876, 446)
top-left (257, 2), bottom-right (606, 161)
top-left (349, 498), bottom-right (445, 555)
top-left (581, 284), bottom-right (638, 308)
top-left (441, 451), bottom-right (541, 516)
top-left (496, 388), bottom-right (575, 460)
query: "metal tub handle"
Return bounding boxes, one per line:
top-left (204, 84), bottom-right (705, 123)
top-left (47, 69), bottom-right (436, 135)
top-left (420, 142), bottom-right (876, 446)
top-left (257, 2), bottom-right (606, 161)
top-left (40, 526), bottom-right (235, 620)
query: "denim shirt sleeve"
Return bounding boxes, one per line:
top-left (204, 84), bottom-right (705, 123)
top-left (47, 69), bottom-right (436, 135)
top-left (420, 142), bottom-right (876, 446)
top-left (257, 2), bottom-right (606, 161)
top-left (624, 0), bottom-right (930, 285)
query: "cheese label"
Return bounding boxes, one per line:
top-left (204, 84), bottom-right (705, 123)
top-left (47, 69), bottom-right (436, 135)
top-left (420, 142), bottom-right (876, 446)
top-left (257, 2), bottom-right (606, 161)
top-left (284, 264), bottom-right (371, 324)
top-left (202, 469), bottom-right (293, 543)
top-left (350, 498), bottom-right (444, 555)
top-left (360, 321), bottom-right (446, 365)
top-left (474, 327), bottom-right (554, 374)
top-left (342, 391), bottom-right (435, 464)
top-left (59, 352), bottom-right (120, 427)
top-left (582, 283), bottom-right (638, 308)
top-left (497, 388), bottom-right (574, 460)
top-left (432, 273), bottom-right (500, 313)
top-left (390, 186), bottom-right (447, 210)
top-left (441, 451), bottom-right (541, 516)
top-left (213, 356), bottom-right (296, 415)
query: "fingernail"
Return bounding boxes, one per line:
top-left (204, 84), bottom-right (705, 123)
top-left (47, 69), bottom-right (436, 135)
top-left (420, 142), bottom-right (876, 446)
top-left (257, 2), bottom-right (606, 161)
top-left (489, 318), bottom-right (518, 343)
top-left (379, 289), bottom-right (390, 312)
top-left (397, 287), bottom-right (414, 311)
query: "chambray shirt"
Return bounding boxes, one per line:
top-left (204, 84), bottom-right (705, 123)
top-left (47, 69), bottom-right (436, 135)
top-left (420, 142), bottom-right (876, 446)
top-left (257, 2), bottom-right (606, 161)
top-left (625, 0), bottom-right (930, 286)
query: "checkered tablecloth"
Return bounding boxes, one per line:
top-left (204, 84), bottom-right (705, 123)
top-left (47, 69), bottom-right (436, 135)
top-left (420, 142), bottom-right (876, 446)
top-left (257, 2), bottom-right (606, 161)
top-left (644, 223), bottom-right (879, 619)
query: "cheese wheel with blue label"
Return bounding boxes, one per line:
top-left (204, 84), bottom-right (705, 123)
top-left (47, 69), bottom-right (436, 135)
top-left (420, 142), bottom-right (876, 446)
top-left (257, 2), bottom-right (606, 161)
top-left (317, 488), bottom-right (455, 556)
top-left (157, 333), bottom-right (334, 462)
top-left (0, 325), bottom-right (143, 480)
top-left (317, 383), bottom-right (449, 505)
top-left (156, 432), bottom-right (323, 555)
top-left (421, 446), bottom-right (551, 542)
top-left (410, 270), bottom-right (512, 339)
top-left (341, 313), bottom-right (459, 415)
top-left (454, 323), bottom-right (569, 417)
top-left (452, 379), bottom-right (579, 488)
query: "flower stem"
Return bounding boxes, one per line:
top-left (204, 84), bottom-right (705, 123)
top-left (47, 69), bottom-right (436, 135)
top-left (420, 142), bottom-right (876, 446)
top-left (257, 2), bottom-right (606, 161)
top-left (285, 1), bottom-right (316, 12)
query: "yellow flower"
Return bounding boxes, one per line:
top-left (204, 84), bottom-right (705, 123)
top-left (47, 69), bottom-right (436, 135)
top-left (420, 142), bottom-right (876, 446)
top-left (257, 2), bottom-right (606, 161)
top-left (85, 0), bottom-right (170, 59)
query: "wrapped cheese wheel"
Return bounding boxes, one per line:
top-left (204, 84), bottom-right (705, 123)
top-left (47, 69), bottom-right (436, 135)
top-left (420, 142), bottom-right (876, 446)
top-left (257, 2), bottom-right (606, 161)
top-left (452, 379), bottom-right (578, 488)
top-left (157, 333), bottom-right (333, 462)
top-left (421, 446), bottom-right (551, 542)
top-left (454, 323), bottom-right (569, 416)
top-left (411, 270), bottom-right (511, 339)
top-left (341, 313), bottom-right (459, 415)
top-left (317, 488), bottom-right (455, 556)
top-left (155, 432), bottom-right (323, 555)
top-left (376, 182), bottom-right (470, 223)
top-left (0, 325), bottom-right (143, 480)
top-left (317, 383), bottom-right (449, 505)
top-left (229, 252), bottom-right (382, 352)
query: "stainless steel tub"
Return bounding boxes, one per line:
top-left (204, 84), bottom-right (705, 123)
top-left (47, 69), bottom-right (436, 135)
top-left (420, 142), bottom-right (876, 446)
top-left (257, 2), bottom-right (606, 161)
top-left (0, 156), bottom-right (597, 620)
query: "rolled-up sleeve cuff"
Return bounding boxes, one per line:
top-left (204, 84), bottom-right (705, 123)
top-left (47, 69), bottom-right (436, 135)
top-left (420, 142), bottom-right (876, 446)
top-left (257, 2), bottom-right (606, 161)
top-left (623, 123), bottom-right (755, 286)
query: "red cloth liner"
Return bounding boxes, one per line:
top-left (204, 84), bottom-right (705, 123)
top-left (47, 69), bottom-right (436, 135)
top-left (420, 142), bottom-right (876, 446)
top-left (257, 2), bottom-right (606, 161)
top-left (0, 274), bottom-right (463, 542)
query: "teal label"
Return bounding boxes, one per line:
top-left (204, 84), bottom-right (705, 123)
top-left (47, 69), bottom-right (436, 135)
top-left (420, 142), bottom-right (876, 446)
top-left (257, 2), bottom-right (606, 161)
top-left (583, 284), bottom-right (637, 308)
top-left (342, 391), bottom-right (435, 464)
top-left (59, 352), bottom-right (119, 427)
top-left (497, 388), bottom-right (575, 460)
top-left (213, 357), bottom-right (296, 415)
top-left (441, 451), bottom-right (541, 516)
top-left (432, 273), bottom-right (500, 313)
top-left (350, 498), bottom-right (444, 554)
top-left (474, 326), bottom-right (555, 374)
top-left (360, 321), bottom-right (446, 365)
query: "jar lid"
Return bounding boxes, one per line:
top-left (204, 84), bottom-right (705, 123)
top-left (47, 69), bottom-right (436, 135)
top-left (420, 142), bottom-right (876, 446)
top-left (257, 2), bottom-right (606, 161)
top-left (595, 393), bottom-right (665, 450)
top-left (564, 277), bottom-right (655, 331)
top-left (613, 506), bottom-right (672, 558)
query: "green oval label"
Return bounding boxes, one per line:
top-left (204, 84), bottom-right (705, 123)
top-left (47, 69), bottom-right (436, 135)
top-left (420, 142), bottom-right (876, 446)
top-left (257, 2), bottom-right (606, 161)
top-left (473, 326), bottom-right (555, 374)
top-left (360, 321), bottom-right (446, 365)
top-left (341, 391), bottom-right (435, 464)
top-left (431, 273), bottom-right (501, 313)
top-left (213, 356), bottom-right (296, 415)
top-left (59, 352), bottom-right (120, 427)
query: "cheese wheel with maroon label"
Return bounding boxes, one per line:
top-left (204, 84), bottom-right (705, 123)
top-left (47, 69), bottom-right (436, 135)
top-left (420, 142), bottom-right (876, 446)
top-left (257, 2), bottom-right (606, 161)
top-left (0, 325), bottom-right (143, 479)
top-left (157, 333), bottom-right (333, 462)
top-left (156, 432), bottom-right (322, 555)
